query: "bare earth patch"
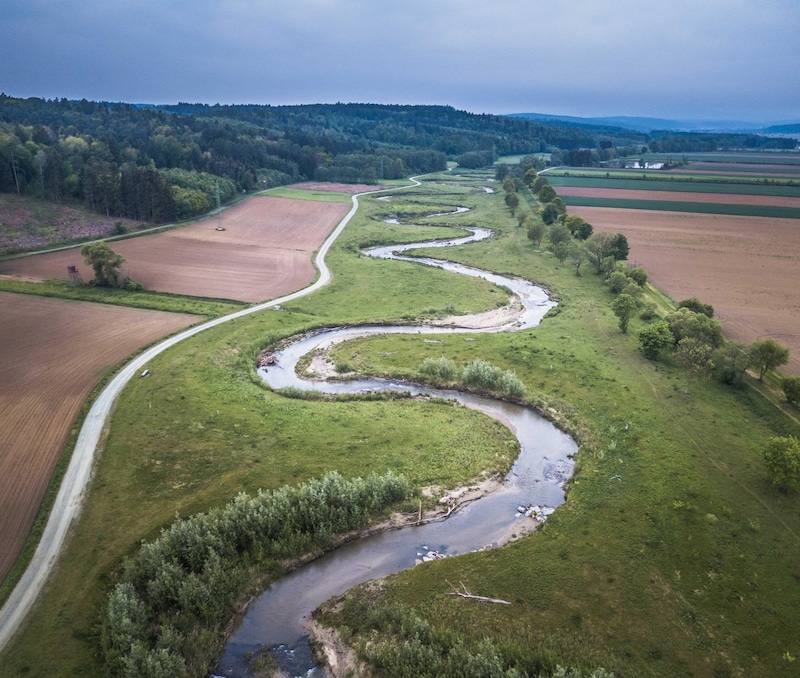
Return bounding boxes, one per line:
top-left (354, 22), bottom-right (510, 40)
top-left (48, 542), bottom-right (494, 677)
top-left (0, 196), bottom-right (350, 303)
top-left (557, 186), bottom-right (800, 208)
top-left (571, 207), bottom-right (800, 375)
top-left (0, 292), bottom-right (201, 583)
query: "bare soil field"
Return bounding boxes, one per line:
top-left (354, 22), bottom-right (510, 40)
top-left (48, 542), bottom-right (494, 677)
top-left (557, 186), bottom-right (800, 208)
top-left (0, 196), bottom-right (349, 303)
top-left (571, 207), bottom-right (800, 375)
top-left (0, 292), bottom-right (200, 582)
top-left (0, 194), bottom-right (143, 255)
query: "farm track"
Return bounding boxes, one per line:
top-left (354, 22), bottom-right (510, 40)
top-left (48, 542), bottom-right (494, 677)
top-left (0, 178), bottom-right (420, 654)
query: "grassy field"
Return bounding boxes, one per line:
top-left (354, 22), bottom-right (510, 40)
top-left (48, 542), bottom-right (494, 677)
top-left (0, 278), bottom-right (245, 317)
top-left (1, 170), bottom-right (798, 676)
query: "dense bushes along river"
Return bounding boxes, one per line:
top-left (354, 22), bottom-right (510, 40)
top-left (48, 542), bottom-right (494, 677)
top-left (101, 471), bottom-right (410, 676)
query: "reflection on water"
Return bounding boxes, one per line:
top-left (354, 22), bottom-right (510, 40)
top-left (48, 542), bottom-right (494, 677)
top-left (214, 213), bottom-right (574, 677)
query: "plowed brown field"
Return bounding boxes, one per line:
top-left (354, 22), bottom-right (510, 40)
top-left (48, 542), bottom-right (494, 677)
top-left (558, 186), bottom-right (800, 208)
top-left (571, 207), bottom-right (800, 375)
top-left (0, 196), bottom-right (349, 303)
top-left (0, 293), bottom-right (200, 582)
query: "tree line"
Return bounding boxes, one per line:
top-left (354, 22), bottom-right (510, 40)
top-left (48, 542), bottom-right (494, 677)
top-left (503, 170), bottom-right (799, 492)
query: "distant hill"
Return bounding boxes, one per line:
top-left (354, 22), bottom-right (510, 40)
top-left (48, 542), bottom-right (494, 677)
top-left (508, 112), bottom-right (800, 135)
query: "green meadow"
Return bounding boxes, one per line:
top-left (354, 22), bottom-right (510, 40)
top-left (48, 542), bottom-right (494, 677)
top-left (1, 172), bottom-right (798, 676)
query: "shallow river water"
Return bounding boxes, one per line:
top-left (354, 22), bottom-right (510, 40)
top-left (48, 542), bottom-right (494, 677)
top-left (213, 215), bottom-right (576, 677)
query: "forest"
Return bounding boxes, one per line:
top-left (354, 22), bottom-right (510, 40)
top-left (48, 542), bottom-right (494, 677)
top-left (0, 95), bottom-right (645, 223)
top-left (1, 94), bottom-right (795, 225)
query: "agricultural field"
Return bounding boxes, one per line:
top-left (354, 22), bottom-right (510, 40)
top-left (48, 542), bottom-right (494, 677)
top-left (1, 170), bottom-right (798, 677)
top-left (543, 152), bottom-right (800, 375)
top-left (0, 195), bottom-right (350, 303)
top-left (0, 292), bottom-right (200, 584)
top-left (570, 207), bottom-right (800, 375)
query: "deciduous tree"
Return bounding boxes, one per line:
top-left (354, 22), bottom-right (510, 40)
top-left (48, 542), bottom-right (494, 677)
top-left (666, 307), bottom-right (724, 348)
top-left (763, 435), bottom-right (800, 491)
top-left (537, 184), bottom-right (557, 202)
top-left (82, 241), bottom-right (126, 287)
top-left (750, 338), bottom-right (790, 381)
top-left (638, 320), bottom-right (673, 360)
top-left (782, 376), bottom-right (800, 406)
top-left (612, 293), bottom-right (638, 333)
top-left (674, 337), bottom-right (714, 393)
top-left (527, 221), bottom-right (545, 247)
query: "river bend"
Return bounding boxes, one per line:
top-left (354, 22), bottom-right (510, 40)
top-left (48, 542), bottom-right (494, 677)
top-left (214, 211), bottom-right (576, 677)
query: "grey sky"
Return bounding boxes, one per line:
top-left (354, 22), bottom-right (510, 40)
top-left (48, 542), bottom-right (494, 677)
top-left (2, 0), bottom-right (798, 121)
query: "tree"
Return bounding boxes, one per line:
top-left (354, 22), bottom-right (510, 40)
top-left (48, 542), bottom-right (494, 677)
top-left (762, 435), bottom-right (800, 492)
top-left (607, 271), bottom-right (629, 294)
top-left (782, 376), bottom-right (800, 406)
top-left (527, 221), bottom-right (545, 247)
top-left (540, 202), bottom-right (559, 224)
top-left (551, 197), bottom-right (567, 216)
top-left (549, 223), bottom-right (572, 246)
top-left (608, 233), bottom-right (629, 261)
top-left (666, 307), bottom-right (724, 348)
top-left (82, 241), bottom-right (126, 287)
top-left (552, 240), bottom-right (570, 265)
top-left (531, 176), bottom-right (548, 194)
top-left (584, 232), bottom-right (625, 273)
top-left (537, 184), bottom-right (557, 202)
top-left (627, 267), bottom-right (648, 287)
top-left (570, 248), bottom-right (585, 276)
top-left (712, 341), bottom-right (752, 384)
top-left (750, 338), bottom-right (790, 381)
top-left (504, 192), bottom-right (520, 213)
top-left (678, 297), bottom-right (714, 318)
top-left (674, 337), bottom-right (714, 393)
top-left (612, 294), bottom-right (638, 333)
top-left (638, 320), bottom-right (673, 360)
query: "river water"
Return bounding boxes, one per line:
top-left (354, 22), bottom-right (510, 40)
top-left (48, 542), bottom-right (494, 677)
top-left (213, 214), bottom-right (576, 677)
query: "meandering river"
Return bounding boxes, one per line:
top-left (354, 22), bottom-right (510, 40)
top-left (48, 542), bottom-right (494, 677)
top-left (213, 210), bottom-right (577, 677)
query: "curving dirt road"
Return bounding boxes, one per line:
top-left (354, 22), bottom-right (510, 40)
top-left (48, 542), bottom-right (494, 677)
top-left (0, 179), bottom-right (419, 653)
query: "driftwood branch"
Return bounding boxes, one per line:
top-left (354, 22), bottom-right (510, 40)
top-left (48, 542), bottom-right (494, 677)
top-left (446, 580), bottom-right (511, 605)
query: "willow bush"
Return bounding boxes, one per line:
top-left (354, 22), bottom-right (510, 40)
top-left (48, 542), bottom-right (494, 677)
top-left (101, 471), bottom-right (410, 677)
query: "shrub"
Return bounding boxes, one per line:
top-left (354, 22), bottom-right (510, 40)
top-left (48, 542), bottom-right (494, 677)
top-left (638, 321), bottom-right (673, 360)
top-left (102, 471), bottom-right (411, 675)
top-left (678, 297), bottom-right (714, 318)
top-left (627, 267), bottom-right (648, 287)
top-left (420, 356), bottom-right (458, 382)
top-left (763, 435), bottom-right (800, 491)
top-left (782, 375), bottom-right (800, 406)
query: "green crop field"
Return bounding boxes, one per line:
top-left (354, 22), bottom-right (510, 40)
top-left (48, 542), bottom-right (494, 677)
top-left (643, 151), bottom-right (800, 166)
top-left (559, 196), bottom-right (800, 218)
top-left (545, 170), bottom-right (800, 192)
top-left (1, 170), bottom-right (798, 677)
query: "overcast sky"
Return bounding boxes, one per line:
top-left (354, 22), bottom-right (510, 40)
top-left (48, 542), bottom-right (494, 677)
top-left (2, 0), bottom-right (798, 122)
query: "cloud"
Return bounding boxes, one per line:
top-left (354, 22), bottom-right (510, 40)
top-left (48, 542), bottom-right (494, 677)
top-left (1, 0), bottom-right (798, 119)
